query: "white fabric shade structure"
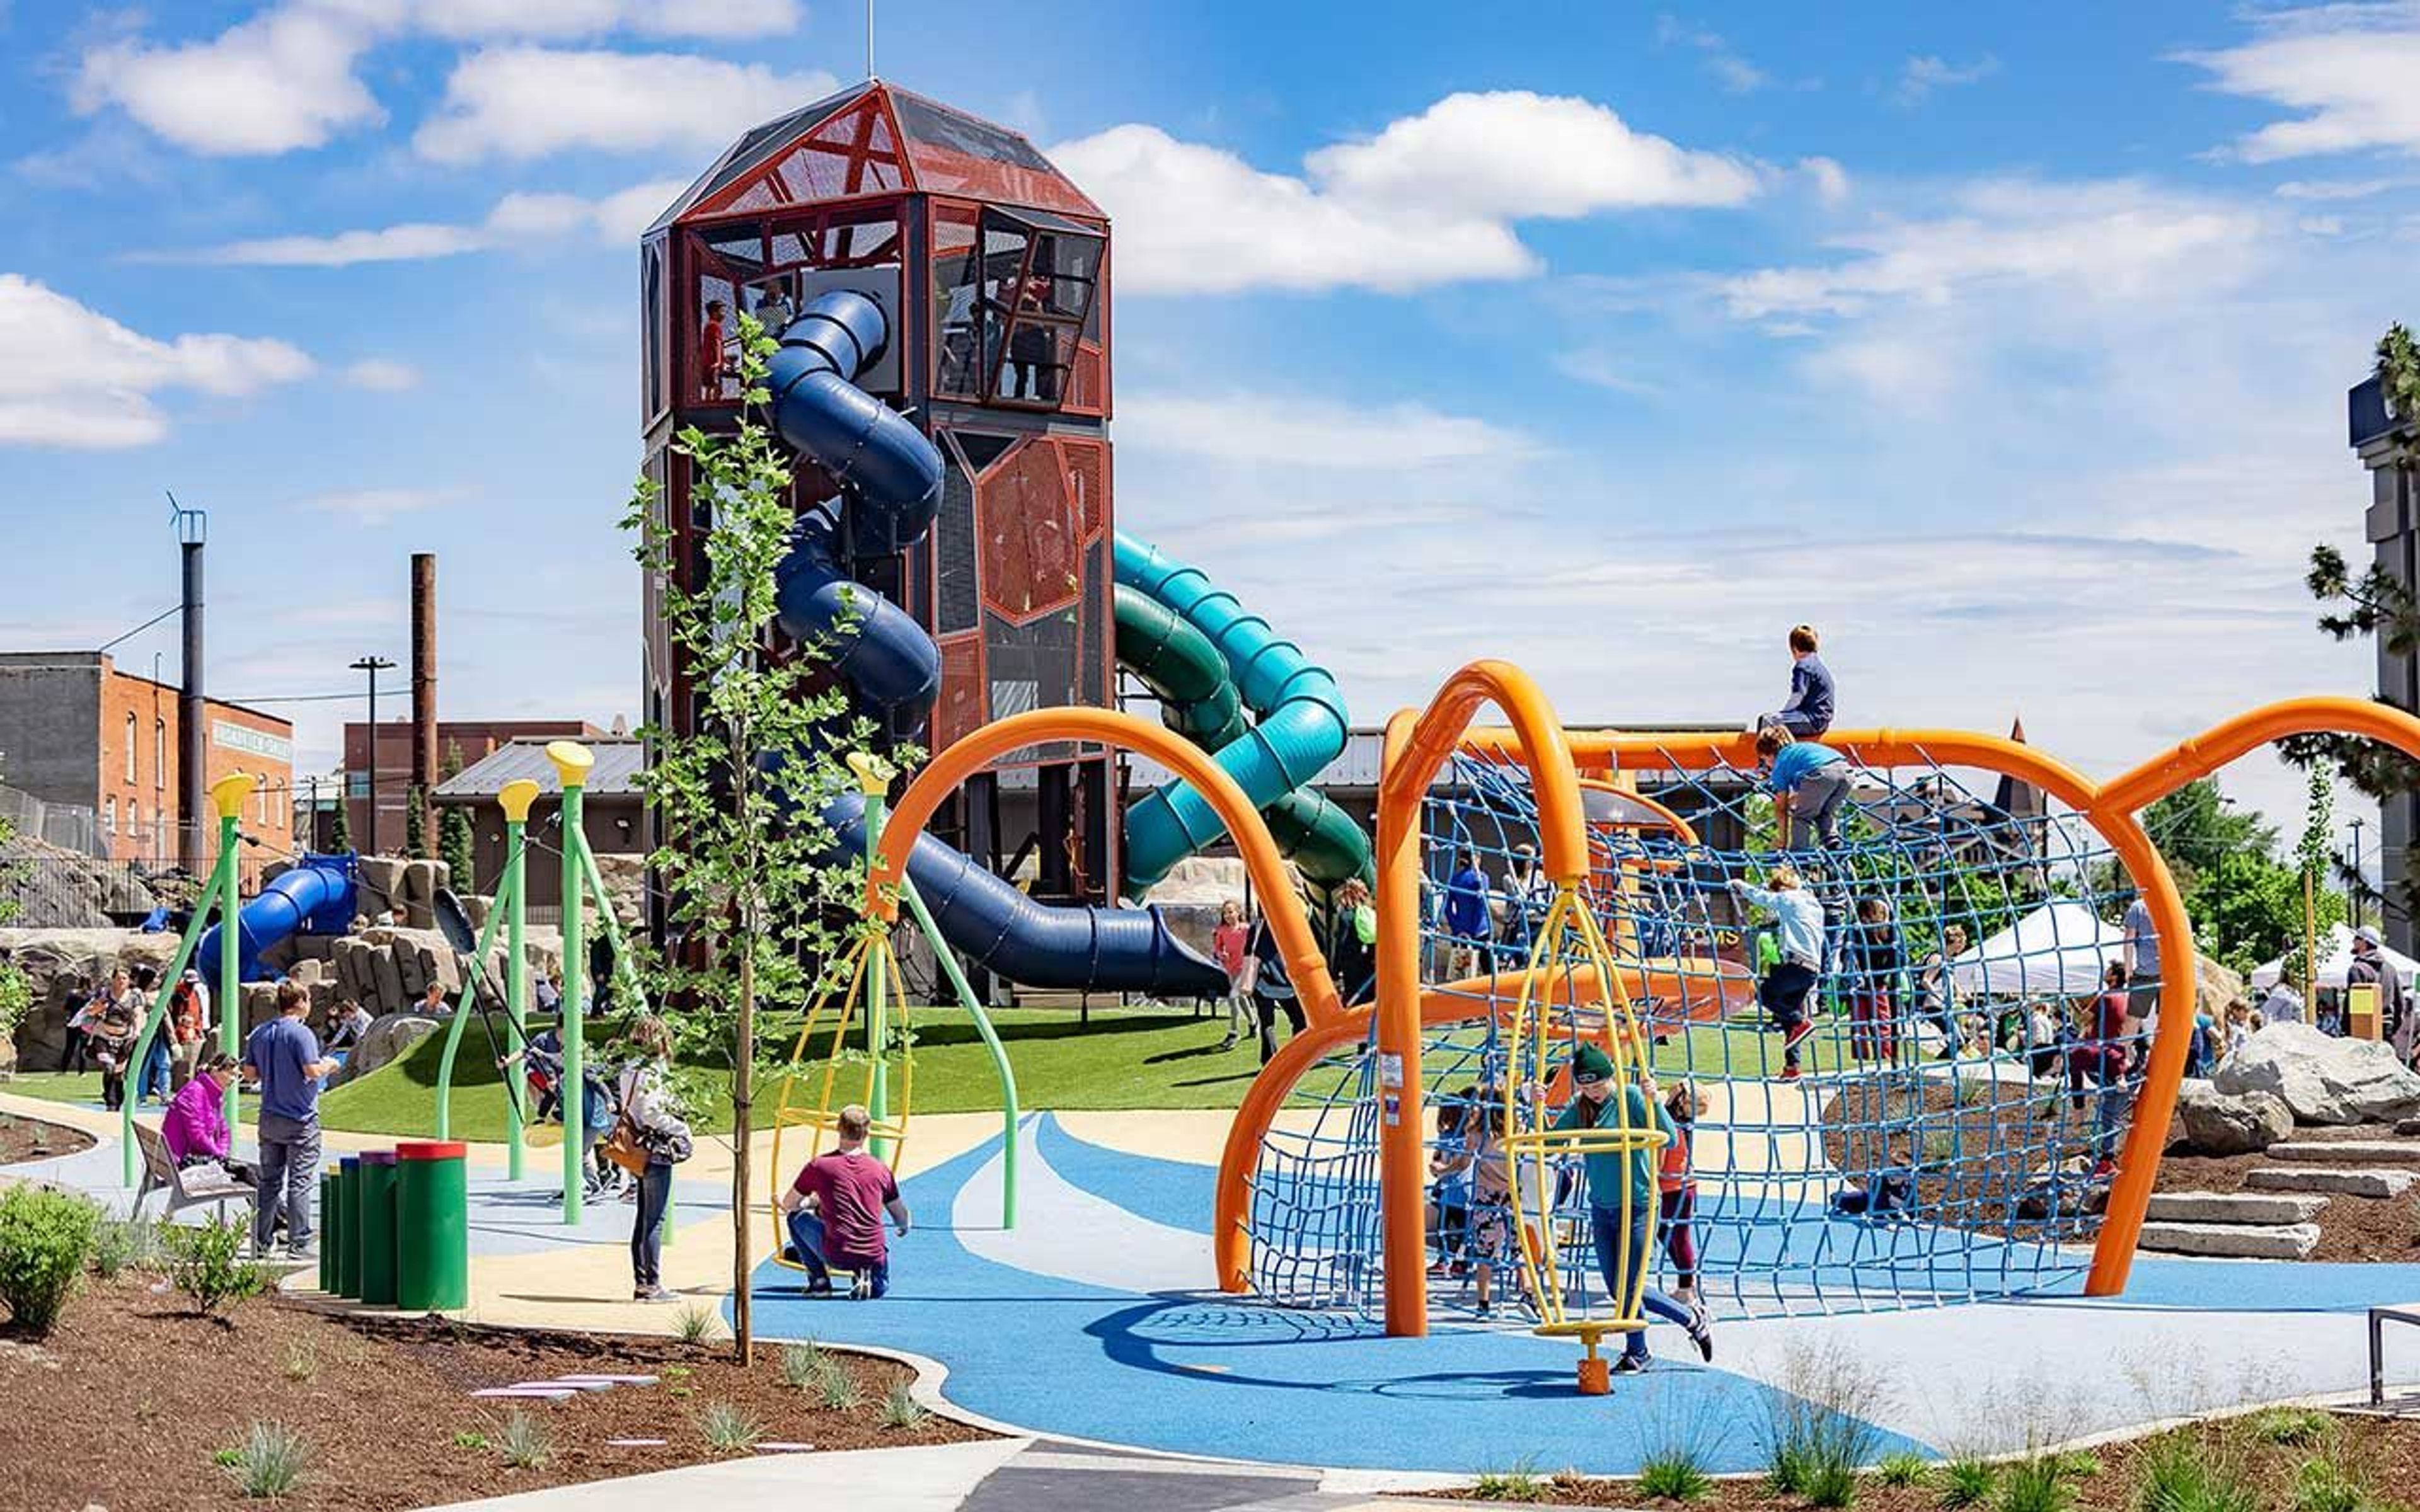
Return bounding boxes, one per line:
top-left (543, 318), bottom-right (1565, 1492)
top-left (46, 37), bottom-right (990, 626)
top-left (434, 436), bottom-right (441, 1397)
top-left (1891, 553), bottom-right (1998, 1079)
top-left (2249, 922), bottom-right (2420, 992)
top-left (1949, 900), bottom-right (2126, 999)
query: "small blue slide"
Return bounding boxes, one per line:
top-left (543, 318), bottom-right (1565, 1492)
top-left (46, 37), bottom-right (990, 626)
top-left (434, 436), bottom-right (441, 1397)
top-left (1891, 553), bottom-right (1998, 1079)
top-left (195, 853), bottom-right (359, 983)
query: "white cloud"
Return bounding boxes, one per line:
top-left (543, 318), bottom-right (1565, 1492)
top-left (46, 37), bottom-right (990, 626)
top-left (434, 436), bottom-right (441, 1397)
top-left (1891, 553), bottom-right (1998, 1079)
top-left (342, 358), bottom-right (421, 390)
top-left (1655, 16), bottom-right (1771, 94)
top-left (1717, 178), bottom-right (2264, 321)
top-left (71, 2), bottom-right (809, 157)
top-left (74, 3), bottom-right (386, 156)
top-left (1117, 391), bottom-right (1539, 469)
top-left (294, 487), bottom-right (456, 524)
top-left (2298, 213), bottom-right (2349, 235)
top-left (2274, 176), bottom-right (2404, 200)
top-left (1894, 54), bottom-right (2000, 106)
top-left (1801, 156), bottom-right (1852, 206)
top-left (415, 47), bottom-right (837, 163)
top-left (153, 177), bottom-right (689, 266)
top-left (0, 275), bottom-right (312, 448)
top-left (1052, 91), bottom-right (1758, 295)
top-left (2180, 4), bottom-right (2420, 161)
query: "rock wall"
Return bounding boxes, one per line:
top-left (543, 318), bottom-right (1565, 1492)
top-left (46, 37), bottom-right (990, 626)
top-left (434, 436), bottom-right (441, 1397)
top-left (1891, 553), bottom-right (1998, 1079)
top-left (0, 835), bottom-right (161, 927)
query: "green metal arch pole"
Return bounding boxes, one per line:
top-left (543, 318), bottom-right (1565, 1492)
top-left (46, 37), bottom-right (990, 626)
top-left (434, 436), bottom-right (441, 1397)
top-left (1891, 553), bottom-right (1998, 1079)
top-left (550, 742), bottom-right (592, 1226)
top-left (122, 772), bottom-right (250, 1185)
top-left (897, 876), bottom-right (1017, 1227)
top-left (430, 871), bottom-right (514, 1140)
top-left (847, 755), bottom-right (894, 1164)
top-left (505, 809), bottom-right (529, 1181)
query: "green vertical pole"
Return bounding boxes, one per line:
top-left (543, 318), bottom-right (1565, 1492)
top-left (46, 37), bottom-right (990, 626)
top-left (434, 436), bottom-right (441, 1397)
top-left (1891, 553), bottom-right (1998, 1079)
top-left (431, 888), bottom-right (514, 1141)
top-left (122, 773), bottom-right (250, 1187)
top-left (549, 743), bottom-right (592, 1225)
top-left (216, 800), bottom-right (240, 1133)
top-left (898, 878), bottom-right (1016, 1226)
top-left (498, 778), bottom-right (539, 1183)
top-left (846, 754), bottom-right (893, 1164)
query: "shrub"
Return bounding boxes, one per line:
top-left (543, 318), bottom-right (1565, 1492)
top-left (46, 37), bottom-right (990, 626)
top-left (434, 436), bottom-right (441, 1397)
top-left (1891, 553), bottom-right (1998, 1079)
top-left (2052, 1450), bottom-right (2102, 1479)
top-left (495, 1409), bottom-right (551, 1470)
top-left (674, 1302), bottom-right (720, 1344)
top-left (163, 1217), bottom-right (266, 1317)
top-left (2134, 1433), bottom-right (2257, 1512)
top-left (281, 1337), bottom-right (318, 1383)
top-left (221, 1421), bottom-right (309, 1500)
top-left (880, 1383), bottom-right (930, 1431)
top-left (451, 1430), bottom-right (490, 1452)
top-left (698, 1401), bottom-right (762, 1454)
top-left (1876, 1451), bottom-right (1931, 1487)
top-left (1802, 1460), bottom-right (1860, 1509)
top-left (1472, 1457), bottom-right (1550, 1503)
top-left (89, 1215), bottom-right (159, 1279)
top-left (2290, 1454), bottom-right (2388, 1512)
top-left (813, 1358), bottom-right (862, 1411)
top-left (779, 1340), bottom-right (822, 1388)
top-left (1760, 1343), bottom-right (1884, 1505)
top-left (1997, 1457), bottom-right (2073, 1512)
top-left (2250, 1408), bottom-right (2337, 1448)
top-left (1637, 1446), bottom-right (1713, 1501)
top-left (1939, 1455), bottom-right (1998, 1508)
top-left (0, 1186), bottom-right (100, 1334)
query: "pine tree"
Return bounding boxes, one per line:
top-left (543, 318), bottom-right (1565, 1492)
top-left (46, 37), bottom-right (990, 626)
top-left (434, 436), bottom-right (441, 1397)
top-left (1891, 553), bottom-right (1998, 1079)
top-left (330, 783), bottom-right (352, 852)
top-left (440, 806), bottom-right (476, 893)
top-left (405, 784), bottom-right (429, 859)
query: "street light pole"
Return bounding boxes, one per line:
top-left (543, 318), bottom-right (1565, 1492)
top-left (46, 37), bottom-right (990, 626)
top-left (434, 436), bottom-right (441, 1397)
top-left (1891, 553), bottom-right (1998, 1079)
top-left (2350, 815), bottom-right (2370, 932)
top-left (350, 655), bottom-right (396, 852)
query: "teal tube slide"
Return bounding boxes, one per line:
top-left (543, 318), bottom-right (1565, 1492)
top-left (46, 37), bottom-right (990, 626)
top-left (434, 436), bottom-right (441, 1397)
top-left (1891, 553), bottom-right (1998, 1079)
top-left (1113, 534), bottom-right (1370, 897)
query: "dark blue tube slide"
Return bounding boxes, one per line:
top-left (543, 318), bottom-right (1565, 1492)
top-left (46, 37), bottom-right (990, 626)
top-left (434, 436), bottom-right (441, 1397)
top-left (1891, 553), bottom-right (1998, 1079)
top-left (765, 289), bottom-right (1223, 999)
top-left (195, 858), bottom-right (357, 983)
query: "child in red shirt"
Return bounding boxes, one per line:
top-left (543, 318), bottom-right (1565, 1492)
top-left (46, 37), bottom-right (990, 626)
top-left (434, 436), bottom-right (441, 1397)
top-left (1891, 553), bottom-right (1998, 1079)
top-left (699, 299), bottom-right (729, 399)
top-left (1213, 900), bottom-right (1251, 1050)
top-left (1657, 1080), bottom-right (1706, 1305)
top-left (777, 1103), bottom-right (911, 1298)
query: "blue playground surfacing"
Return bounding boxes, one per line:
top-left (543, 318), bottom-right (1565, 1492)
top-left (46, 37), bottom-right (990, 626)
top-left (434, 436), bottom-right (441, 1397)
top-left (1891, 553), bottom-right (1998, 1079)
top-left (738, 1115), bottom-right (2420, 1475)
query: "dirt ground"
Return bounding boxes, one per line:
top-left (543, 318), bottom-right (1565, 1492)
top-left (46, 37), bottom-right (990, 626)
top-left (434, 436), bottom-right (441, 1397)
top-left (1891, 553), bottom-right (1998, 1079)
top-left (1426, 1411), bottom-right (2420, 1509)
top-left (0, 1273), bottom-right (986, 1511)
top-left (0, 1107), bottom-right (93, 1164)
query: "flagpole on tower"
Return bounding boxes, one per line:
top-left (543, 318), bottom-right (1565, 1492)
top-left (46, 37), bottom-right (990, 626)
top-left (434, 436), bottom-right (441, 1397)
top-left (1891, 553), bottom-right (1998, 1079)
top-left (866, 0), bottom-right (875, 78)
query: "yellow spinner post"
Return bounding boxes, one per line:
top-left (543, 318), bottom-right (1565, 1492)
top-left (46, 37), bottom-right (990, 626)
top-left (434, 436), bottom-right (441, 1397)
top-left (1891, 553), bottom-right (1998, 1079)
top-left (765, 930), bottom-right (917, 1272)
top-left (1500, 883), bottom-right (1668, 1395)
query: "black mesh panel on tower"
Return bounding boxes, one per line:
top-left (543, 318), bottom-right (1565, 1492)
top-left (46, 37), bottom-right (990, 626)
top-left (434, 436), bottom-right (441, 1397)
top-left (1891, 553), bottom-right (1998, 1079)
top-left (937, 449), bottom-right (979, 634)
top-left (1079, 537), bottom-right (1104, 707)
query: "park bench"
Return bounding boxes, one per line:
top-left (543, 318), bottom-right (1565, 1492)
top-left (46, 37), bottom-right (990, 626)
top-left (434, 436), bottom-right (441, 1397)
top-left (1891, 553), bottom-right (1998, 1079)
top-left (130, 1119), bottom-right (255, 1225)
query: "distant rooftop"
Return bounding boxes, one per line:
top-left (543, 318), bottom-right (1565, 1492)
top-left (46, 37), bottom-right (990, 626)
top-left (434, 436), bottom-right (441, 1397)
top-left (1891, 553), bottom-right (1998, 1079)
top-left (434, 737), bottom-right (645, 801)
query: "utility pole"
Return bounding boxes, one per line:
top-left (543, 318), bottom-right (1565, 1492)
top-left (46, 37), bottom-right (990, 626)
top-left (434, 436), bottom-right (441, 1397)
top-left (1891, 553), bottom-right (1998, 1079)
top-left (2351, 815), bottom-right (2370, 931)
top-left (410, 553), bottom-right (437, 857)
top-left (171, 497), bottom-right (207, 874)
top-left (350, 654), bottom-right (396, 853)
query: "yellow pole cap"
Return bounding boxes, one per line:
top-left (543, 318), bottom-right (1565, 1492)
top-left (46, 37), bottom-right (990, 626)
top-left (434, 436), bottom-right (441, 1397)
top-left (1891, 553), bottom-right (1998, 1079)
top-left (846, 751), bottom-right (895, 796)
top-left (545, 741), bottom-right (595, 789)
top-left (498, 777), bottom-right (541, 823)
top-left (210, 770), bottom-right (258, 820)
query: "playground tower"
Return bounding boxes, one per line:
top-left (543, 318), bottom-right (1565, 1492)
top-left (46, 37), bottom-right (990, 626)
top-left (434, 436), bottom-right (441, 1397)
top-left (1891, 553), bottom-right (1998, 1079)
top-left (641, 82), bottom-right (1118, 924)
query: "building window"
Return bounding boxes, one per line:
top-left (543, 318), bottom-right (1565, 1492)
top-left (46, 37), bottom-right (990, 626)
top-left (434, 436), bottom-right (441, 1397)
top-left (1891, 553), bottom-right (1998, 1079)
top-left (129, 800), bottom-right (140, 850)
top-left (125, 712), bottom-right (137, 783)
top-left (155, 718), bottom-right (166, 790)
top-left (103, 797), bottom-right (116, 837)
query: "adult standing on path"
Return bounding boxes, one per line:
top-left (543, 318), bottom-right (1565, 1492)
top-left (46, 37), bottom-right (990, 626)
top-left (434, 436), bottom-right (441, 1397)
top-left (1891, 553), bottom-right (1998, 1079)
top-left (619, 1014), bottom-right (693, 1303)
top-left (2120, 894), bottom-right (2163, 1069)
top-left (242, 981), bottom-right (341, 1259)
top-left (2351, 926), bottom-right (2412, 1063)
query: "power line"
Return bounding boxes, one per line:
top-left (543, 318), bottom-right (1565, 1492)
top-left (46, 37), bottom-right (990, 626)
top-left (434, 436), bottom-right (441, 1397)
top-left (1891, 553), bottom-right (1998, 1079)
top-left (222, 686), bottom-right (408, 705)
top-left (96, 603), bottom-right (183, 653)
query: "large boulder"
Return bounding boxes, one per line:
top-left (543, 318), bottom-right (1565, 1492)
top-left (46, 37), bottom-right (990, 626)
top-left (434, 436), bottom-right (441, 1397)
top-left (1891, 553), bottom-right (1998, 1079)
top-left (338, 1012), bottom-right (441, 1085)
top-left (2169, 1077), bottom-right (2294, 1154)
top-left (0, 835), bottom-right (160, 927)
top-left (2213, 1022), bottom-right (2420, 1126)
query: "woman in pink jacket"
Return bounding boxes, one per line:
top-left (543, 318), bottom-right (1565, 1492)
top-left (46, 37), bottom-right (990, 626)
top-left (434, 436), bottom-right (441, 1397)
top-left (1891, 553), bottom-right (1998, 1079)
top-left (161, 1053), bottom-right (251, 1183)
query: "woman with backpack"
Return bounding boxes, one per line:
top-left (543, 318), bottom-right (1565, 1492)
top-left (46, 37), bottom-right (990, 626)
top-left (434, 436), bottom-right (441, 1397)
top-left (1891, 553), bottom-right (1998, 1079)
top-left (616, 1015), bottom-right (693, 1302)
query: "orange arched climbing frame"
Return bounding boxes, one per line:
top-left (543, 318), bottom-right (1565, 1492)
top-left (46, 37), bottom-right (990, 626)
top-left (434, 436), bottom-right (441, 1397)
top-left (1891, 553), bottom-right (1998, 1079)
top-left (867, 706), bottom-right (1341, 1023)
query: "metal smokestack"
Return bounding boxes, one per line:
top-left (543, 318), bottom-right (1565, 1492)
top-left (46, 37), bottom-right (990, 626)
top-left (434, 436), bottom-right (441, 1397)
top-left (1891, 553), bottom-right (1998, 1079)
top-left (173, 500), bottom-right (206, 874)
top-left (410, 552), bottom-right (436, 853)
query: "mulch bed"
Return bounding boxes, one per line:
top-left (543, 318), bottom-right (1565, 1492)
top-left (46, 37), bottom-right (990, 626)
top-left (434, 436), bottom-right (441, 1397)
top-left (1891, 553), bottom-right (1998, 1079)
top-left (0, 1108), bottom-right (94, 1165)
top-left (1424, 1411), bottom-right (2420, 1508)
top-left (1818, 1079), bottom-right (2420, 1263)
top-left (2154, 1122), bottom-right (2420, 1264)
top-left (2, 1273), bottom-right (987, 1511)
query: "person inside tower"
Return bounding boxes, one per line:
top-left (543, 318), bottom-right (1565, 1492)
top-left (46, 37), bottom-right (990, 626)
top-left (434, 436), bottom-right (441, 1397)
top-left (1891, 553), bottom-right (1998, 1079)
top-left (1761, 624), bottom-right (1835, 737)
top-left (699, 298), bottom-right (730, 400)
top-left (1005, 255), bottom-right (1059, 401)
top-left (751, 279), bottom-right (795, 340)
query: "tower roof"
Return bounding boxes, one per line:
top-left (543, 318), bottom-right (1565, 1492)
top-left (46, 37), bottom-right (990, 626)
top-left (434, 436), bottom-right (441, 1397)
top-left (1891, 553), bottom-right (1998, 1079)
top-left (648, 80), bottom-right (1102, 234)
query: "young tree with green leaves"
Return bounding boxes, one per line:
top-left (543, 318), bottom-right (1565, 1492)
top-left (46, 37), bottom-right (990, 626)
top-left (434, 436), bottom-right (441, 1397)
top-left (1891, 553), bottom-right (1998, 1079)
top-left (621, 315), bottom-right (889, 1363)
top-left (439, 806), bottom-right (476, 895)
top-left (404, 784), bottom-right (429, 860)
top-left (329, 780), bottom-right (351, 852)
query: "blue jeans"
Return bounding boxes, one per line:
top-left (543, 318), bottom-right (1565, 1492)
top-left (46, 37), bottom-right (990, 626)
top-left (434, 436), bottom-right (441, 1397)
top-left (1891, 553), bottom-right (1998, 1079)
top-left (786, 1210), bottom-right (889, 1297)
top-left (1589, 1202), bottom-right (1693, 1361)
top-left (138, 1033), bottom-right (172, 1102)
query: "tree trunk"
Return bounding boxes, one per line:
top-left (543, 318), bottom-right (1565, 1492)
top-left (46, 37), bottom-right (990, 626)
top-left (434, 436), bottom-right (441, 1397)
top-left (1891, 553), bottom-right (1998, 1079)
top-left (733, 939), bottom-right (755, 1365)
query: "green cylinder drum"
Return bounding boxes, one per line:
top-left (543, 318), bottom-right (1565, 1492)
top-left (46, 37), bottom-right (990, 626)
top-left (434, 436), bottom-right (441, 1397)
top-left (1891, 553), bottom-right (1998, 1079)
top-left (358, 1152), bottom-right (400, 1307)
top-left (317, 1170), bottom-right (336, 1292)
top-left (396, 1140), bottom-right (471, 1312)
top-left (335, 1156), bottom-right (362, 1298)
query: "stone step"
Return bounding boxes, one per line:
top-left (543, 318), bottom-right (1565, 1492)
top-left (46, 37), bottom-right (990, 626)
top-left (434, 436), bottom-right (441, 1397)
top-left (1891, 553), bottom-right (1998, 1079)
top-left (2244, 1167), bottom-right (2416, 1198)
top-left (2144, 1191), bottom-right (2328, 1225)
top-left (2137, 1220), bottom-right (2322, 1260)
top-left (2264, 1140), bottom-right (2420, 1165)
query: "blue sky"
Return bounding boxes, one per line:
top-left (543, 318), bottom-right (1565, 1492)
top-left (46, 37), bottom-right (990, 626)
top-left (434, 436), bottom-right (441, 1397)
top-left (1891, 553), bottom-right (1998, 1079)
top-left (1, 0), bottom-right (2414, 841)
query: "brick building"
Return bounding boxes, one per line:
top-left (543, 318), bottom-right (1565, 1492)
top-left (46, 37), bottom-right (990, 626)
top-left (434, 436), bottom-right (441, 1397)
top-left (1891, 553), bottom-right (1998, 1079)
top-left (339, 718), bottom-right (608, 853)
top-left (0, 650), bottom-right (294, 872)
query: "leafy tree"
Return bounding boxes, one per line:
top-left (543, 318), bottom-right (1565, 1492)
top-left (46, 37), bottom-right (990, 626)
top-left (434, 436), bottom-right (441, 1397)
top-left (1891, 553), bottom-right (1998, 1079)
top-left (439, 806), bottom-right (476, 894)
top-left (621, 314), bottom-right (889, 1363)
top-left (404, 784), bottom-right (429, 859)
top-left (2135, 779), bottom-right (2278, 892)
top-left (2187, 847), bottom-right (2345, 978)
top-left (328, 780), bottom-right (352, 852)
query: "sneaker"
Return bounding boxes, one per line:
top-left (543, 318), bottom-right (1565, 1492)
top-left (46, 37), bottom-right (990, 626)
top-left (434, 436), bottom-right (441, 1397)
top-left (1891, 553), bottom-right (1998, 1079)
top-left (1612, 1353), bottom-right (1649, 1374)
top-left (1779, 1065), bottom-right (1803, 1083)
top-left (285, 1243), bottom-right (315, 1263)
top-left (2091, 1159), bottom-right (2118, 1181)
top-left (850, 1274), bottom-right (874, 1301)
top-left (1218, 1036), bottom-right (1238, 1050)
top-left (1427, 1259), bottom-right (1453, 1278)
top-left (805, 1278), bottom-right (835, 1298)
top-left (633, 1285), bottom-right (679, 1303)
top-left (1782, 1021), bottom-right (1816, 1055)
top-left (1687, 1303), bottom-right (1715, 1363)
top-left (1473, 1300), bottom-right (1492, 1319)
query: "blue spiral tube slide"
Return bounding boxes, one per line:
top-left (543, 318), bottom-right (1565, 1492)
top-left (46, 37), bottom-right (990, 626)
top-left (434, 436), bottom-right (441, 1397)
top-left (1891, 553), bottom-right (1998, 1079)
top-left (765, 289), bottom-right (1224, 998)
top-left (195, 855), bottom-right (359, 983)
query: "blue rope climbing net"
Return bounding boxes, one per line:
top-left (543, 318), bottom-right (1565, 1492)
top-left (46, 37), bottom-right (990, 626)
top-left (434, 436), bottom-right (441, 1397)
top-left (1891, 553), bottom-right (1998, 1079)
top-left (1246, 746), bottom-right (2155, 1326)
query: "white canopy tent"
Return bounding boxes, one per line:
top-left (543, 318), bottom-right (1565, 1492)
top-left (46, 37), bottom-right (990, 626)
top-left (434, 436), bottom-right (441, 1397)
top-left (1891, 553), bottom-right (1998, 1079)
top-left (1949, 900), bottom-right (2125, 999)
top-left (2249, 922), bottom-right (2419, 992)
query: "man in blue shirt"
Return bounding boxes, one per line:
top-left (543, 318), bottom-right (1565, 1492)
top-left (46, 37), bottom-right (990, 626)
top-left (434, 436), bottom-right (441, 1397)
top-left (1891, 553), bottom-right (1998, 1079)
top-left (1551, 1042), bottom-right (1712, 1372)
top-left (1443, 852), bottom-right (1490, 977)
top-left (242, 980), bottom-right (342, 1259)
top-left (1756, 727), bottom-right (1852, 850)
top-left (1765, 624), bottom-right (1835, 737)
